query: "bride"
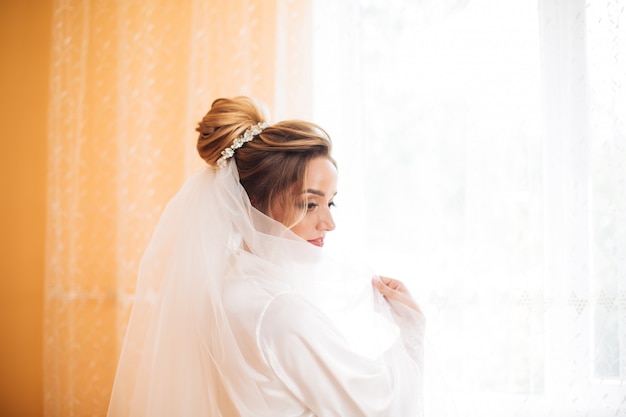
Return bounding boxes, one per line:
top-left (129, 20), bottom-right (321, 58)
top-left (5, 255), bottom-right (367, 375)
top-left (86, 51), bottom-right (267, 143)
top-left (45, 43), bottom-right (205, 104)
top-left (107, 96), bottom-right (425, 416)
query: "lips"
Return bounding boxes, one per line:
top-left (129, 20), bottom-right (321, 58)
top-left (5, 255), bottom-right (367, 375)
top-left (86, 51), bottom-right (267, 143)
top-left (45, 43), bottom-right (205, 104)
top-left (307, 238), bottom-right (324, 247)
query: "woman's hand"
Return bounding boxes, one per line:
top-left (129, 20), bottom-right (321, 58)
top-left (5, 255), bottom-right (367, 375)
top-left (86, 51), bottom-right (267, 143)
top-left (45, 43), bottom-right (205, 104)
top-left (372, 275), bottom-right (421, 314)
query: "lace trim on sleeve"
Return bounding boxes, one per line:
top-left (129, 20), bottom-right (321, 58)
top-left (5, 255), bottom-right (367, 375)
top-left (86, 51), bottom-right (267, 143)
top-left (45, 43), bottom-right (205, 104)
top-left (389, 301), bottom-right (425, 365)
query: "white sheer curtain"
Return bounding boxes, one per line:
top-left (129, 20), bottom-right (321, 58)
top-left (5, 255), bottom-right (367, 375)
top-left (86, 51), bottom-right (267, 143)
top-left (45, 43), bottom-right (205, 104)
top-left (312, 0), bottom-right (626, 416)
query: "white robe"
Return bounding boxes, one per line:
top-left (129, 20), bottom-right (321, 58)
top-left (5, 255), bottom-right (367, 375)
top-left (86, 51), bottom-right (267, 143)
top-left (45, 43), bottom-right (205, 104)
top-left (107, 166), bottom-right (425, 417)
top-left (222, 271), bottom-right (425, 416)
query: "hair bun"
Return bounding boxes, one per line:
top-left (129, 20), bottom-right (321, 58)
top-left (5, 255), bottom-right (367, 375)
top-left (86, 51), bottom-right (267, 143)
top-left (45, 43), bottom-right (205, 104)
top-left (196, 96), bottom-right (269, 166)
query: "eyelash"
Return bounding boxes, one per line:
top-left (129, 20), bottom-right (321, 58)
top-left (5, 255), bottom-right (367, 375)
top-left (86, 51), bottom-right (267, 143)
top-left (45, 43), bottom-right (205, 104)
top-left (301, 201), bottom-right (336, 210)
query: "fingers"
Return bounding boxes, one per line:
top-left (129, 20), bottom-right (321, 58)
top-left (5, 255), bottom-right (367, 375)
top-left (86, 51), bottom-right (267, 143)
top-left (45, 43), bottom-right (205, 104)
top-left (372, 275), bottom-right (421, 314)
top-left (372, 275), bottom-right (399, 297)
top-left (372, 276), bottom-right (387, 296)
top-left (376, 275), bottom-right (403, 292)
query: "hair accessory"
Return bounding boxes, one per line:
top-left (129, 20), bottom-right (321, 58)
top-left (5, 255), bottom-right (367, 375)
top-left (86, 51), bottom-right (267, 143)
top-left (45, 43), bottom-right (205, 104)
top-left (216, 122), bottom-right (269, 168)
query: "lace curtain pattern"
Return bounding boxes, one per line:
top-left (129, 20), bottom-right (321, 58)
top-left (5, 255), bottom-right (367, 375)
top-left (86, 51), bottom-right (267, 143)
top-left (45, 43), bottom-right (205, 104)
top-left (312, 0), bottom-right (625, 415)
top-left (44, 1), bottom-right (311, 415)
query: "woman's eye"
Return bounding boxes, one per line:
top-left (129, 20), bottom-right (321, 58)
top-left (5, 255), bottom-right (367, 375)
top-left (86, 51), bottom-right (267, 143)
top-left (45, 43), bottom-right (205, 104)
top-left (307, 202), bottom-right (318, 210)
top-left (328, 201), bottom-right (336, 209)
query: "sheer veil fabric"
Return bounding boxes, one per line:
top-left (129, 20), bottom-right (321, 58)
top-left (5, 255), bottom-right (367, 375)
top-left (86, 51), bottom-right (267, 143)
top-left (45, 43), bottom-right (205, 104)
top-left (107, 161), bottom-right (424, 416)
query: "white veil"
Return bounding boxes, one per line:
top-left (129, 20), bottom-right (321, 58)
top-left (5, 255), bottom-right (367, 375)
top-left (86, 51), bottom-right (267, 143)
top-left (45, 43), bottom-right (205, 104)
top-left (107, 161), bottom-right (422, 416)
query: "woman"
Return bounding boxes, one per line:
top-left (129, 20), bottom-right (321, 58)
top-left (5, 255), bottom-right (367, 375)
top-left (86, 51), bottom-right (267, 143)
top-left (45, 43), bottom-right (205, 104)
top-left (107, 96), bottom-right (424, 416)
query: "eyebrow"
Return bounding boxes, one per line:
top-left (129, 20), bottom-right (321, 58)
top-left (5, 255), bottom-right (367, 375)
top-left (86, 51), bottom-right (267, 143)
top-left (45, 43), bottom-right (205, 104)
top-left (303, 189), bottom-right (337, 198)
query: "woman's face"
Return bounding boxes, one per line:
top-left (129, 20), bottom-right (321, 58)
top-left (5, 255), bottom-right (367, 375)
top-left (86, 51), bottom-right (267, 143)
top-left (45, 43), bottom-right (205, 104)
top-left (273, 156), bottom-right (337, 247)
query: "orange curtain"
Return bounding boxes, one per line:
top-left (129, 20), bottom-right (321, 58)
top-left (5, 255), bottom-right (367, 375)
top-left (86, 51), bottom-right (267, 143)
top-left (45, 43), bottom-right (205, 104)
top-left (44, 1), bottom-right (312, 415)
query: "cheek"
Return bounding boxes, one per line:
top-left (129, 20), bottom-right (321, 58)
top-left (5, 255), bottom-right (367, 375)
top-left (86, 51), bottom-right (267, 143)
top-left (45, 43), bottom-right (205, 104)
top-left (269, 200), bottom-right (285, 224)
top-left (289, 216), bottom-right (313, 239)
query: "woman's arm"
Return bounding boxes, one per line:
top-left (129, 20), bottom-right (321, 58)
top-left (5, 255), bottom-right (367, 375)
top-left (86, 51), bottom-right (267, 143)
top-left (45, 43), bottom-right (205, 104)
top-left (371, 276), bottom-right (425, 365)
top-left (258, 293), bottom-right (423, 417)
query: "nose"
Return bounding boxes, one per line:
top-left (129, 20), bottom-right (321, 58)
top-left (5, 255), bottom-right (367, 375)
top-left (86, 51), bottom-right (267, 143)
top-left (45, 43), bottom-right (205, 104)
top-left (319, 208), bottom-right (336, 232)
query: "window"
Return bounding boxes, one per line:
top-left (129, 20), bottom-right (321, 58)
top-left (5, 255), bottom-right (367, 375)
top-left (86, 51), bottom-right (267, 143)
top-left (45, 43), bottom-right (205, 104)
top-left (313, 1), bottom-right (626, 415)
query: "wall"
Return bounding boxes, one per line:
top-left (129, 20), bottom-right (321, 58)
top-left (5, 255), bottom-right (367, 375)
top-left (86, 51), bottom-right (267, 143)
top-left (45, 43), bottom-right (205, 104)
top-left (0, 0), bottom-right (51, 415)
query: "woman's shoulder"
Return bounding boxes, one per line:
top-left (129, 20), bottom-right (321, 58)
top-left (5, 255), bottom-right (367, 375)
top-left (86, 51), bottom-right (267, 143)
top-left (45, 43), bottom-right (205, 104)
top-left (260, 291), bottom-right (311, 320)
top-left (221, 278), bottom-right (306, 324)
top-left (222, 277), bottom-right (273, 315)
top-left (257, 291), bottom-right (335, 343)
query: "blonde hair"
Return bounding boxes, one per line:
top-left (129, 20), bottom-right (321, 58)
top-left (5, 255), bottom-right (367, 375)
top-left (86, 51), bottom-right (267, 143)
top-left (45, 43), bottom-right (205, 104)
top-left (196, 96), bottom-right (335, 225)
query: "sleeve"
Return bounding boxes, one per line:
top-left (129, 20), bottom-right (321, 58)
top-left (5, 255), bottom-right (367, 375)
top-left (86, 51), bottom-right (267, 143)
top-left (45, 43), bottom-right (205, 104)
top-left (387, 298), bottom-right (426, 368)
top-left (257, 292), bottom-right (423, 417)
